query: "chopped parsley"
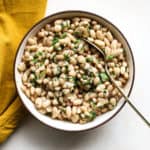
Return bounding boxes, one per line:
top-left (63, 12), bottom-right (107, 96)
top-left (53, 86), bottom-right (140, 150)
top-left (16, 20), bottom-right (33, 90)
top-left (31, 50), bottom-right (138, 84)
top-left (61, 20), bottom-right (70, 29)
top-left (89, 111), bottom-right (97, 120)
top-left (52, 37), bottom-right (59, 45)
top-left (54, 46), bottom-right (62, 51)
top-left (86, 111), bottom-right (97, 121)
top-left (64, 54), bottom-right (70, 61)
top-left (30, 73), bottom-right (38, 87)
top-left (99, 72), bottom-right (109, 82)
top-left (106, 55), bottom-right (114, 60)
top-left (61, 32), bottom-right (67, 38)
top-left (86, 57), bottom-right (94, 63)
top-left (73, 31), bottom-right (82, 37)
top-left (38, 70), bottom-right (46, 79)
top-left (90, 101), bottom-right (97, 109)
top-left (32, 58), bottom-right (38, 63)
top-left (34, 51), bottom-right (42, 57)
top-left (74, 39), bottom-right (81, 44)
top-left (32, 51), bottom-right (43, 63)
top-left (103, 89), bottom-right (107, 94)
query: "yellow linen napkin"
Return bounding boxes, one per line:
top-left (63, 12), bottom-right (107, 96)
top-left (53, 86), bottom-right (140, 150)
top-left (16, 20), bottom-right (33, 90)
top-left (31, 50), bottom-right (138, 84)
top-left (0, 0), bottom-right (47, 143)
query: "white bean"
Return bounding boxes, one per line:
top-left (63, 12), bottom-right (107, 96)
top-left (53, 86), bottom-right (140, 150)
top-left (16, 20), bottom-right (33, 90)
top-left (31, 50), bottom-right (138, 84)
top-left (27, 37), bottom-right (36, 45)
top-left (72, 99), bottom-right (82, 105)
top-left (110, 98), bottom-right (117, 106)
top-left (22, 72), bottom-right (28, 83)
top-left (94, 40), bottom-right (105, 48)
top-left (94, 77), bottom-right (100, 85)
top-left (47, 91), bottom-right (54, 98)
top-left (52, 99), bottom-right (59, 105)
top-left (104, 37), bottom-right (110, 46)
top-left (96, 30), bottom-right (104, 40)
top-left (54, 19), bottom-right (63, 25)
top-left (90, 29), bottom-right (96, 38)
top-left (120, 66), bottom-right (126, 74)
top-left (96, 84), bottom-right (105, 92)
top-left (87, 37), bottom-right (94, 42)
top-left (105, 47), bottom-right (112, 56)
top-left (66, 106), bottom-right (72, 118)
top-left (42, 99), bottom-right (50, 108)
top-left (71, 115), bottom-right (79, 123)
top-left (111, 40), bottom-right (118, 49)
top-left (72, 106), bottom-right (77, 115)
top-left (94, 24), bottom-right (101, 30)
top-left (35, 98), bottom-right (42, 108)
top-left (54, 24), bottom-right (62, 32)
top-left (35, 88), bottom-right (42, 96)
top-left (114, 67), bottom-right (120, 76)
top-left (18, 62), bottom-right (26, 72)
top-left (70, 57), bottom-right (77, 65)
top-left (106, 31), bottom-right (113, 42)
top-left (124, 72), bottom-right (129, 79)
top-left (77, 55), bottom-right (86, 64)
top-left (30, 87), bottom-right (35, 95)
top-left (69, 70), bottom-right (76, 77)
top-left (38, 31), bottom-right (45, 37)
top-left (52, 107), bottom-right (60, 118)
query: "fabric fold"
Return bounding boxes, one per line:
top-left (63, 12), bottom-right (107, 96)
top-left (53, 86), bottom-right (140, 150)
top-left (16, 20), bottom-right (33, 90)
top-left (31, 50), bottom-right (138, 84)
top-left (0, 0), bottom-right (47, 143)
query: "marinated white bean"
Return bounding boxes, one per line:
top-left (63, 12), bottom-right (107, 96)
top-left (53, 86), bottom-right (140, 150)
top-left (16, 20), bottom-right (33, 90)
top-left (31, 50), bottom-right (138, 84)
top-left (18, 17), bottom-right (129, 124)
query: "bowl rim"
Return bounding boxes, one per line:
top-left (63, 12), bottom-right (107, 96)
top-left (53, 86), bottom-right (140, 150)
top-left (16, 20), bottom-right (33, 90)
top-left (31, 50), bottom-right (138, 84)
top-left (14, 10), bottom-right (135, 132)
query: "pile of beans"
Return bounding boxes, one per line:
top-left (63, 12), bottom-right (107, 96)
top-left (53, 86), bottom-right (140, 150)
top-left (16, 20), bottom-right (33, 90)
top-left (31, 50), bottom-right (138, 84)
top-left (18, 17), bottom-right (129, 124)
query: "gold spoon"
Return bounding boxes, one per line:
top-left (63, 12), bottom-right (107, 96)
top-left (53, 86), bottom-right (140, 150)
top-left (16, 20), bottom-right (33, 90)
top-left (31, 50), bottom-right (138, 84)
top-left (82, 38), bottom-right (150, 127)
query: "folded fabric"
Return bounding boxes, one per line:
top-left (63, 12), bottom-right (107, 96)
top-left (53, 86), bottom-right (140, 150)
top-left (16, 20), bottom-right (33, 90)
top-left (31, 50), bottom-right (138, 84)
top-left (0, 0), bottom-right (47, 143)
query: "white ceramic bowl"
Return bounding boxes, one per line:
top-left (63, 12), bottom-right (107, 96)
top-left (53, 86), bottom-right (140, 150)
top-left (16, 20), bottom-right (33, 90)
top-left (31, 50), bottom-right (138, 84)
top-left (14, 11), bottom-right (135, 132)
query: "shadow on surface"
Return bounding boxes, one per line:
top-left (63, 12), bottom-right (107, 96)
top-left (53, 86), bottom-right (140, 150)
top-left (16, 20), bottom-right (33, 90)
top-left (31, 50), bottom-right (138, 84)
top-left (29, 116), bottom-right (108, 150)
top-left (2, 114), bottom-right (109, 150)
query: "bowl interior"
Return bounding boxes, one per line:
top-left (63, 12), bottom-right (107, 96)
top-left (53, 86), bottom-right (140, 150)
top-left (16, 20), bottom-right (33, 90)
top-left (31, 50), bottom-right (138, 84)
top-left (15, 11), bottom-right (135, 131)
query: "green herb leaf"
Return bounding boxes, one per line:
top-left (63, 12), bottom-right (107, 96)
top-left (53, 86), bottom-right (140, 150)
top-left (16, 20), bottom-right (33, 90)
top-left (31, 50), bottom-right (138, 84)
top-left (30, 79), bottom-right (37, 87)
top-left (34, 52), bottom-right (42, 58)
top-left (74, 31), bottom-right (81, 37)
top-left (100, 72), bottom-right (109, 82)
top-left (64, 54), bottom-right (70, 61)
top-left (61, 20), bottom-right (70, 29)
top-left (30, 74), bottom-right (38, 87)
top-left (86, 57), bottom-right (93, 63)
top-left (90, 101), bottom-right (97, 109)
top-left (52, 37), bottom-right (59, 45)
top-left (82, 75), bottom-right (88, 80)
top-left (86, 111), bottom-right (97, 121)
top-left (90, 111), bottom-right (97, 120)
top-left (39, 71), bottom-right (46, 79)
top-left (74, 39), bottom-right (81, 44)
top-left (40, 60), bottom-right (45, 66)
top-left (60, 107), bottom-right (66, 113)
top-left (72, 77), bottom-right (78, 86)
top-left (61, 32), bottom-right (67, 38)
top-left (103, 89), bottom-right (107, 94)
top-left (32, 58), bottom-right (38, 63)
top-left (106, 55), bottom-right (114, 60)
top-left (32, 51), bottom-right (43, 63)
top-left (54, 46), bottom-right (62, 51)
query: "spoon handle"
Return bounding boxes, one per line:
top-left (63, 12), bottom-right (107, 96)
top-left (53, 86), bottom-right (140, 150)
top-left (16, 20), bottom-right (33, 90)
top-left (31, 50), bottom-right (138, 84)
top-left (107, 69), bottom-right (150, 127)
top-left (81, 38), bottom-right (149, 127)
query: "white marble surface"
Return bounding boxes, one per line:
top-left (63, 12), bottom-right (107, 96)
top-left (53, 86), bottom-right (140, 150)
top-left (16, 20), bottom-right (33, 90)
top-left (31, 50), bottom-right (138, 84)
top-left (1, 0), bottom-right (150, 149)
